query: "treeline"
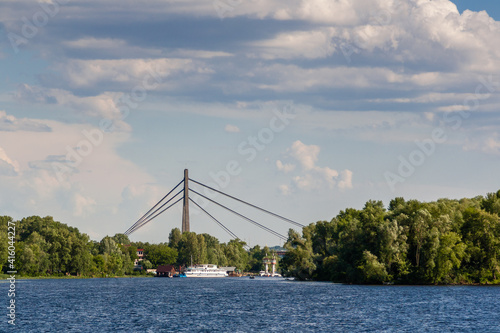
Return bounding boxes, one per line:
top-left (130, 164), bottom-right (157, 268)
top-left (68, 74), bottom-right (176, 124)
top-left (0, 216), bottom-right (276, 277)
top-left (126, 228), bottom-right (278, 272)
top-left (0, 216), bottom-right (137, 276)
top-left (281, 190), bottom-right (500, 284)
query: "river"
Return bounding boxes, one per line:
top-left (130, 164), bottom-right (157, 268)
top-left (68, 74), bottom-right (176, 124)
top-left (2, 277), bottom-right (500, 332)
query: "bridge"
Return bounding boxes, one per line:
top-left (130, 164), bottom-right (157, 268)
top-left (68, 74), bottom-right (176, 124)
top-left (124, 169), bottom-right (305, 243)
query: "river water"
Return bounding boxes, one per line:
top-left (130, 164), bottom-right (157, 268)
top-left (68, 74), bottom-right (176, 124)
top-left (2, 277), bottom-right (500, 332)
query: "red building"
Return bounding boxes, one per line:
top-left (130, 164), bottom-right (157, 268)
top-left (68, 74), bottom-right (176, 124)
top-left (156, 265), bottom-right (177, 277)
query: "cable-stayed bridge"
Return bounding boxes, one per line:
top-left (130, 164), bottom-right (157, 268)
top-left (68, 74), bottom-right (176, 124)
top-left (124, 169), bottom-right (305, 243)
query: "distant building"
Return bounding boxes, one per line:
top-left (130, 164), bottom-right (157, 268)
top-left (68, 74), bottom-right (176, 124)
top-left (135, 248), bottom-right (144, 266)
top-left (123, 245), bottom-right (146, 268)
top-left (270, 246), bottom-right (288, 258)
top-left (156, 265), bottom-right (177, 277)
top-left (276, 249), bottom-right (288, 258)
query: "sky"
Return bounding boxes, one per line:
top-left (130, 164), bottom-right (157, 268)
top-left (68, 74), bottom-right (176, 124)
top-left (0, 0), bottom-right (499, 247)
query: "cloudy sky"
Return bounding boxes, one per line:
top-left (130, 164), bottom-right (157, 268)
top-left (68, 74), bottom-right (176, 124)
top-left (1, 0), bottom-right (499, 246)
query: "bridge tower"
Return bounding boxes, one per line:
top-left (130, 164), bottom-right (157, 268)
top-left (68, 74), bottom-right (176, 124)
top-left (182, 169), bottom-right (190, 232)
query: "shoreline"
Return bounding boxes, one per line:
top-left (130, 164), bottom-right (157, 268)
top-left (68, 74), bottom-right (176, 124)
top-left (1, 274), bottom-right (498, 286)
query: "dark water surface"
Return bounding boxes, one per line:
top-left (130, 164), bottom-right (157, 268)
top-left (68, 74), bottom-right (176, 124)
top-left (2, 277), bottom-right (500, 332)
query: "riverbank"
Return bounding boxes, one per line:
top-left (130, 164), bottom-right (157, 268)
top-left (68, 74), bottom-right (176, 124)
top-left (0, 274), bottom-right (155, 280)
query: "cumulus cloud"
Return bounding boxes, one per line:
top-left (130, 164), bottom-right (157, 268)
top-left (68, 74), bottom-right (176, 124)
top-left (224, 124), bottom-right (240, 133)
top-left (276, 160), bottom-right (295, 173)
top-left (278, 140), bottom-right (353, 192)
top-left (288, 140), bottom-right (319, 170)
top-left (279, 184), bottom-right (291, 196)
top-left (0, 114), bottom-right (158, 237)
top-left (73, 193), bottom-right (97, 217)
top-left (0, 110), bottom-right (52, 132)
top-left (0, 146), bottom-right (20, 176)
top-left (244, 0), bottom-right (500, 79)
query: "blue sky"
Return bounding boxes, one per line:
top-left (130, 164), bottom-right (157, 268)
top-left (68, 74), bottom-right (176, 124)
top-left (1, 0), bottom-right (499, 246)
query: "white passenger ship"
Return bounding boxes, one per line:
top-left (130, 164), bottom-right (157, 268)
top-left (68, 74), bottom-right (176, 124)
top-left (184, 264), bottom-right (228, 278)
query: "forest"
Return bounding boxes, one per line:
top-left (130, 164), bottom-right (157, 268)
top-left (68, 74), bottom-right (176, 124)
top-left (1, 189), bottom-right (499, 284)
top-left (0, 215), bottom-right (274, 277)
top-left (281, 190), bottom-right (500, 284)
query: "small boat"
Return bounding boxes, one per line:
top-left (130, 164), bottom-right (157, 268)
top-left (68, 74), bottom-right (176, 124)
top-left (249, 276), bottom-right (255, 279)
top-left (173, 273), bottom-right (186, 278)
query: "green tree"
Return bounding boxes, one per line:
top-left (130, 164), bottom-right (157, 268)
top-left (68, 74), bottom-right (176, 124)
top-left (168, 228), bottom-right (182, 249)
top-left (112, 233), bottom-right (131, 245)
top-left (145, 243), bottom-right (178, 267)
top-left (177, 232), bottom-right (200, 265)
top-left (358, 250), bottom-right (388, 283)
top-left (282, 228), bottom-right (316, 280)
top-left (223, 239), bottom-right (249, 271)
top-left (432, 232), bottom-right (466, 283)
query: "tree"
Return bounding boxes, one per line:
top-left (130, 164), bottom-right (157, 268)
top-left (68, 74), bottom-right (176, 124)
top-left (481, 190), bottom-right (500, 216)
top-left (377, 218), bottom-right (409, 281)
top-left (168, 228), bottom-right (182, 249)
top-left (177, 232), bottom-right (200, 265)
top-left (432, 232), bottom-right (466, 284)
top-left (112, 233), bottom-right (131, 245)
top-left (282, 228), bottom-right (316, 280)
top-left (145, 243), bottom-right (178, 267)
top-left (358, 250), bottom-right (388, 283)
top-left (141, 259), bottom-right (153, 270)
top-left (223, 239), bottom-right (249, 271)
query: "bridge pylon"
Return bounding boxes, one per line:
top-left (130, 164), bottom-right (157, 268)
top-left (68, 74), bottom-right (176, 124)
top-left (182, 169), bottom-right (190, 233)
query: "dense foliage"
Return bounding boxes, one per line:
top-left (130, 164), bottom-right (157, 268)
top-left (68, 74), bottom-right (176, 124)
top-left (3, 190), bottom-right (499, 283)
top-left (281, 190), bottom-right (500, 284)
top-left (0, 216), bottom-right (272, 276)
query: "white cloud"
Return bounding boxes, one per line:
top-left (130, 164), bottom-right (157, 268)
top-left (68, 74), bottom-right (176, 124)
top-left (288, 140), bottom-right (319, 170)
top-left (242, 0), bottom-right (500, 78)
top-left (276, 160), bottom-right (295, 173)
top-left (253, 64), bottom-right (407, 92)
top-left (16, 85), bottom-right (130, 130)
top-left (279, 184), bottom-right (291, 196)
top-left (0, 110), bottom-right (52, 132)
top-left (73, 193), bottom-right (97, 217)
top-left (250, 29), bottom-right (337, 59)
top-left (224, 124), bottom-right (240, 133)
top-left (0, 112), bottom-right (158, 239)
top-left (278, 140), bottom-right (353, 192)
top-left (169, 49), bottom-right (233, 59)
top-left (437, 105), bottom-right (471, 112)
top-left (338, 169), bottom-right (354, 189)
top-left (463, 133), bottom-right (500, 155)
top-left (55, 58), bottom-right (195, 89)
top-left (64, 37), bottom-right (128, 49)
top-left (2, 0), bottom-right (500, 243)
top-left (0, 146), bottom-right (20, 176)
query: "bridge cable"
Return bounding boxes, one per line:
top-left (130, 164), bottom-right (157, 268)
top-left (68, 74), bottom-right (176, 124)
top-left (130, 189), bottom-right (184, 232)
top-left (189, 178), bottom-right (305, 228)
top-left (126, 196), bottom-right (183, 235)
top-left (127, 190), bottom-right (184, 235)
top-left (189, 188), bottom-right (287, 241)
top-left (125, 189), bottom-right (183, 235)
top-left (124, 179), bottom-right (184, 235)
top-left (189, 198), bottom-right (249, 250)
